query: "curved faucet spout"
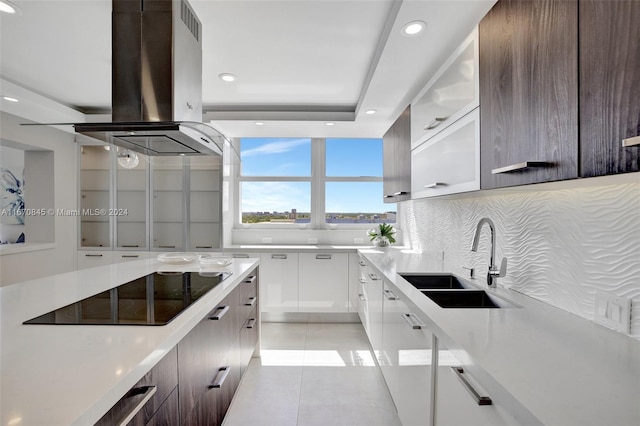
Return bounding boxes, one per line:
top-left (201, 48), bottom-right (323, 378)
top-left (471, 218), bottom-right (505, 287)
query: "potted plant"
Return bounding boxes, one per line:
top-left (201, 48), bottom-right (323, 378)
top-left (367, 223), bottom-right (396, 247)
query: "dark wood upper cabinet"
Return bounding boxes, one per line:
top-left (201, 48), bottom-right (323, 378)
top-left (479, 0), bottom-right (579, 189)
top-left (383, 106), bottom-right (411, 203)
top-left (579, 0), bottom-right (640, 176)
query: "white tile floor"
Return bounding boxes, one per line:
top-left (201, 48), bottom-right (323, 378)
top-left (223, 323), bottom-right (402, 426)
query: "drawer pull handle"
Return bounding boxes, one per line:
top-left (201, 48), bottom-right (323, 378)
top-left (401, 313), bottom-right (424, 330)
top-left (209, 366), bottom-right (230, 389)
top-left (425, 116), bottom-right (448, 130)
top-left (85, 254), bottom-right (103, 257)
top-left (121, 244), bottom-right (139, 248)
top-left (316, 254), bottom-right (332, 260)
top-left (358, 293), bottom-right (366, 301)
top-left (384, 194), bottom-right (395, 199)
top-left (358, 260), bottom-right (366, 266)
top-left (424, 182), bottom-right (446, 188)
top-left (451, 367), bottom-right (492, 406)
top-left (196, 245), bottom-right (213, 249)
top-left (244, 297), bottom-right (257, 307)
top-left (491, 161), bottom-right (550, 174)
top-left (208, 305), bottom-right (230, 320)
top-left (116, 385), bottom-right (157, 426)
top-left (622, 135), bottom-right (640, 147)
top-left (158, 245), bottom-right (176, 249)
top-left (384, 289), bottom-right (398, 300)
top-left (233, 253), bottom-right (250, 258)
top-left (246, 318), bottom-right (256, 329)
top-left (393, 191), bottom-right (409, 196)
top-left (271, 254), bottom-right (288, 259)
top-left (243, 275), bottom-right (257, 284)
top-left (121, 255), bottom-right (139, 258)
top-left (368, 273), bottom-right (380, 281)
top-left (359, 278), bottom-right (366, 284)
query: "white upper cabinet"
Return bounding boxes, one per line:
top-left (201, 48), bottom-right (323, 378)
top-left (411, 27), bottom-right (479, 149)
top-left (411, 109), bottom-right (480, 198)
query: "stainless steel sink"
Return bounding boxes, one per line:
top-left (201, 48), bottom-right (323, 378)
top-left (400, 273), bottom-right (467, 290)
top-left (422, 290), bottom-right (515, 309)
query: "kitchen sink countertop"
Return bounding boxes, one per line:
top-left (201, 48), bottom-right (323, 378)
top-left (359, 247), bottom-right (640, 426)
top-left (0, 256), bottom-right (259, 426)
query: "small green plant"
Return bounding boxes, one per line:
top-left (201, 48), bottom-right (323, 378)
top-left (367, 223), bottom-right (396, 244)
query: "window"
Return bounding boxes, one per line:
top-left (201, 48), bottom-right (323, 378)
top-left (238, 137), bottom-right (395, 226)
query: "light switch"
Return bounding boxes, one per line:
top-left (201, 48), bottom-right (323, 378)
top-left (594, 291), bottom-right (631, 334)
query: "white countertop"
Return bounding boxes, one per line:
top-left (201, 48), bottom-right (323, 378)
top-left (0, 257), bottom-right (259, 426)
top-left (359, 248), bottom-right (640, 426)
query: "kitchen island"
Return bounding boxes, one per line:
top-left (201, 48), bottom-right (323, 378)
top-left (358, 248), bottom-right (640, 426)
top-left (0, 256), bottom-right (259, 426)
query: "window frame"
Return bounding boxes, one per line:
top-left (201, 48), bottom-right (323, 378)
top-left (235, 137), bottom-right (395, 230)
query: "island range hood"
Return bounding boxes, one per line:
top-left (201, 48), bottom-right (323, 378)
top-left (75, 0), bottom-right (225, 156)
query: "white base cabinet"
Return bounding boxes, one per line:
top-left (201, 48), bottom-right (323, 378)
top-left (298, 253), bottom-right (349, 312)
top-left (77, 250), bottom-right (114, 270)
top-left (259, 253), bottom-right (299, 313)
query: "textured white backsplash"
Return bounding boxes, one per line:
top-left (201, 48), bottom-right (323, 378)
top-left (400, 177), bottom-right (640, 339)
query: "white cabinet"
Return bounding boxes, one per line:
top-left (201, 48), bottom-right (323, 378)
top-left (356, 256), bottom-right (369, 332)
top-left (259, 252), bottom-right (299, 313)
top-left (298, 253), bottom-right (349, 312)
top-left (435, 341), bottom-right (518, 425)
top-left (113, 251), bottom-right (151, 263)
top-left (365, 266), bottom-right (384, 364)
top-left (411, 109), bottom-right (480, 198)
top-left (348, 253), bottom-right (360, 312)
top-left (411, 28), bottom-right (479, 149)
top-left (381, 280), bottom-right (434, 426)
top-left (77, 250), bottom-right (114, 270)
top-left (79, 145), bottom-right (112, 248)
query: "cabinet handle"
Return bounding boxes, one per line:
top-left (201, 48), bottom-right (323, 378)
top-left (158, 245), bottom-right (176, 249)
top-left (243, 275), bottom-right (257, 284)
top-left (116, 385), bottom-right (157, 426)
top-left (384, 194), bottom-right (395, 199)
top-left (424, 182), bottom-right (447, 188)
top-left (401, 313), bottom-right (425, 330)
top-left (246, 318), bottom-right (256, 329)
top-left (316, 254), bottom-right (332, 260)
top-left (424, 116), bottom-right (448, 130)
top-left (233, 253), bottom-right (250, 258)
top-left (358, 293), bottom-right (366, 301)
top-left (359, 278), bottom-right (366, 284)
top-left (196, 245), bottom-right (213, 249)
top-left (244, 297), bottom-right (257, 307)
top-left (384, 289), bottom-right (398, 300)
top-left (209, 366), bottom-right (230, 389)
top-left (393, 191), bottom-right (409, 196)
top-left (208, 305), bottom-right (230, 320)
top-left (368, 273), bottom-right (380, 281)
top-left (451, 367), bottom-right (493, 406)
top-left (358, 260), bottom-right (366, 266)
top-left (121, 244), bottom-right (139, 248)
top-left (622, 135), bottom-right (640, 147)
top-left (491, 161), bottom-right (551, 174)
top-left (121, 255), bottom-right (139, 258)
top-left (271, 254), bottom-right (288, 259)
top-left (85, 254), bottom-right (103, 257)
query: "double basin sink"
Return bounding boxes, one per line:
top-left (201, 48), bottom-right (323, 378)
top-left (400, 273), bottom-right (517, 309)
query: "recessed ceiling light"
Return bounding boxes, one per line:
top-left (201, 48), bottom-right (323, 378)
top-left (255, 122), bottom-right (264, 126)
top-left (325, 122), bottom-right (335, 126)
top-left (0, 0), bottom-right (21, 15)
top-left (402, 20), bottom-right (426, 36)
top-left (365, 109), bottom-right (377, 115)
top-left (2, 96), bottom-right (18, 102)
top-left (218, 73), bottom-right (237, 82)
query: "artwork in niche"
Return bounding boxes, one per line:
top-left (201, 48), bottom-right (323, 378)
top-left (0, 146), bottom-right (26, 244)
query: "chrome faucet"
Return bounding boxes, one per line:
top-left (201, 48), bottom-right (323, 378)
top-left (471, 218), bottom-right (507, 287)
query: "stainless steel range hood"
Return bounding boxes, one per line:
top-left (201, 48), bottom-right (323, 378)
top-left (75, 0), bottom-right (225, 156)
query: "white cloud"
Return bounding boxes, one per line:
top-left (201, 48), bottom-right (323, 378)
top-left (241, 138), bottom-right (310, 158)
top-left (242, 182), bottom-right (310, 212)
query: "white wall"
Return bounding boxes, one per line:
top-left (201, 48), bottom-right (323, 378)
top-left (400, 173), bottom-right (640, 340)
top-left (0, 112), bottom-right (78, 286)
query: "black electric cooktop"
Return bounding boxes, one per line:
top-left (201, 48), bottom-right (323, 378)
top-left (23, 271), bottom-right (231, 326)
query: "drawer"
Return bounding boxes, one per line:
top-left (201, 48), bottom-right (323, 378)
top-left (77, 250), bottom-right (113, 270)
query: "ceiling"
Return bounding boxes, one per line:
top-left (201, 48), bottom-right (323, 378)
top-left (0, 0), bottom-right (496, 139)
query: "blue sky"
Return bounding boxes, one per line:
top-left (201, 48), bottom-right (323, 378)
top-left (241, 138), bottom-right (392, 213)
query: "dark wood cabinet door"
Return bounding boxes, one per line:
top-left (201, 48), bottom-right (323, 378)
top-left (479, 0), bottom-right (579, 189)
top-left (579, 0), bottom-right (640, 176)
top-left (145, 386), bottom-right (179, 426)
top-left (383, 106), bottom-right (411, 202)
